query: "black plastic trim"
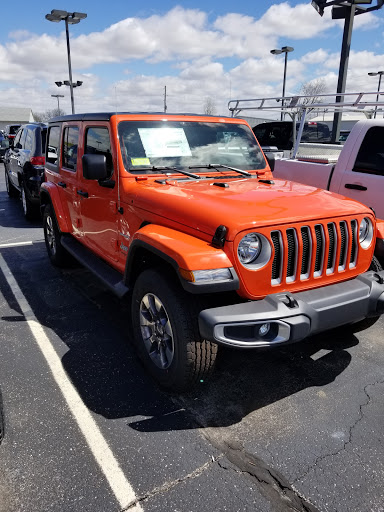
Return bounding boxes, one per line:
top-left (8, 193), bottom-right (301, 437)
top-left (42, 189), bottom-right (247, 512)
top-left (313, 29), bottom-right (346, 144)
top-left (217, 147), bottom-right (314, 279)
top-left (199, 270), bottom-right (384, 347)
top-left (61, 235), bottom-right (129, 298)
top-left (375, 238), bottom-right (384, 268)
top-left (125, 239), bottom-right (239, 294)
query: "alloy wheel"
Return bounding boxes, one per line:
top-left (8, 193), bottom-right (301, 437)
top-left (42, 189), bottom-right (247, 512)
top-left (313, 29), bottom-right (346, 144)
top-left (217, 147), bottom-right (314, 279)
top-left (45, 215), bottom-right (57, 256)
top-left (21, 187), bottom-right (27, 216)
top-left (139, 293), bottom-right (174, 369)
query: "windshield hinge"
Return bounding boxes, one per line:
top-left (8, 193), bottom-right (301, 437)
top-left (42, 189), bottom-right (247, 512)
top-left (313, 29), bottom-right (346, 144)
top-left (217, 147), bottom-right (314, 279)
top-left (212, 225), bottom-right (228, 248)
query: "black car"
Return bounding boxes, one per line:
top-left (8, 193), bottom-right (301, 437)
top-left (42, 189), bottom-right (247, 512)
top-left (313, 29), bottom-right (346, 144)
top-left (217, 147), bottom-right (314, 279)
top-left (253, 120), bottom-right (331, 151)
top-left (4, 123), bottom-right (47, 219)
top-left (4, 124), bottom-right (21, 142)
top-left (0, 132), bottom-right (9, 162)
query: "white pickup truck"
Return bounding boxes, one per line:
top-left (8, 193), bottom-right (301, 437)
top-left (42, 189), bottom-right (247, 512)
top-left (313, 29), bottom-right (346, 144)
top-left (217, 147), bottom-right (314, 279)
top-left (272, 118), bottom-right (384, 266)
top-left (273, 119), bottom-right (384, 219)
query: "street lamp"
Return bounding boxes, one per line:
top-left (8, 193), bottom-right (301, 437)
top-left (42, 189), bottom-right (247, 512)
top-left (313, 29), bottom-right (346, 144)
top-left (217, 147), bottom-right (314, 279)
top-left (51, 93), bottom-right (64, 111)
top-left (45, 9), bottom-right (87, 114)
top-left (270, 46), bottom-right (294, 121)
top-left (368, 71), bottom-right (384, 118)
top-left (311, 1), bottom-right (384, 142)
top-left (55, 80), bottom-right (83, 88)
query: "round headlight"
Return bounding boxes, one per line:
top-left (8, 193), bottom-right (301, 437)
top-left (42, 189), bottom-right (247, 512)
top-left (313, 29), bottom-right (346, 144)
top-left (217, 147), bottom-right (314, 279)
top-left (238, 233), bottom-right (262, 264)
top-left (359, 217), bottom-right (374, 249)
top-left (359, 218), bottom-right (369, 243)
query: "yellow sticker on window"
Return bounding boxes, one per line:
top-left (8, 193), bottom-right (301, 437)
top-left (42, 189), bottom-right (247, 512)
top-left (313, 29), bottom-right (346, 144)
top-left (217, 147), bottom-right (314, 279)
top-left (131, 157), bottom-right (150, 166)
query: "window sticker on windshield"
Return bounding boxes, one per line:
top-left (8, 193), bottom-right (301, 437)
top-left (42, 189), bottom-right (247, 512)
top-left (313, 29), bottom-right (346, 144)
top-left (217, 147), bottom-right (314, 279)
top-left (131, 157), bottom-right (150, 166)
top-left (138, 128), bottom-right (192, 157)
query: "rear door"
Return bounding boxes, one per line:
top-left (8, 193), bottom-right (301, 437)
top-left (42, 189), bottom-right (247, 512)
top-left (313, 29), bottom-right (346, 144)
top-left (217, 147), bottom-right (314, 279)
top-left (77, 124), bottom-right (120, 262)
top-left (45, 123), bottom-right (81, 235)
top-left (336, 126), bottom-right (384, 219)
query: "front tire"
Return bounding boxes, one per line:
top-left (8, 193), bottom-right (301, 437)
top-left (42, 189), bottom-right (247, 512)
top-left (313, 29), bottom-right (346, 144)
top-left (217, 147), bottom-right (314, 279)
top-left (4, 168), bottom-right (19, 198)
top-left (43, 204), bottom-right (71, 267)
top-left (131, 269), bottom-right (218, 391)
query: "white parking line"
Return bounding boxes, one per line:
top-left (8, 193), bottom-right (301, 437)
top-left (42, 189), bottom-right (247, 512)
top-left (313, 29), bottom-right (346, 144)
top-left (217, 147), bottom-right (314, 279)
top-left (0, 254), bottom-right (142, 511)
top-left (0, 241), bottom-right (33, 248)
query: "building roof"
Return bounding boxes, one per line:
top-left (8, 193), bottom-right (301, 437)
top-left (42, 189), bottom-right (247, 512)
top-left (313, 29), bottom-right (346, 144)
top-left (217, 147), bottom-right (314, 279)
top-left (0, 106), bottom-right (34, 123)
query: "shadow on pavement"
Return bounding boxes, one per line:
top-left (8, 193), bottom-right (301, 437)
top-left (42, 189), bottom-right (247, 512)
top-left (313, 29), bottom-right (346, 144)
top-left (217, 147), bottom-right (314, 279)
top-left (0, 187), bottom-right (42, 230)
top-left (0, 242), bottom-right (357, 433)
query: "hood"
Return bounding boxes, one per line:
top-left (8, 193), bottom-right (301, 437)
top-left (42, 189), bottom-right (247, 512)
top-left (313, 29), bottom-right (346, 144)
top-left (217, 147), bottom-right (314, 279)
top-left (128, 176), bottom-right (371, 240)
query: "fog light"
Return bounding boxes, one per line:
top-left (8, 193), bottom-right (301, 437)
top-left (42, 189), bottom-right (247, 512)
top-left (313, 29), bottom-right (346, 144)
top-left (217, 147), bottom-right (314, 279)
top-left (258, 323), bottom-right (271, 337)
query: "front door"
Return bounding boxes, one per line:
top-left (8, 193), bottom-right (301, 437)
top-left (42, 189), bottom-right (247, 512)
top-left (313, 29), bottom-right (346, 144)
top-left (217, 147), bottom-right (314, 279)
top-left (336, 126), bottom-right (384, 219)
top-left (77, 124), bottom-right (120, 262)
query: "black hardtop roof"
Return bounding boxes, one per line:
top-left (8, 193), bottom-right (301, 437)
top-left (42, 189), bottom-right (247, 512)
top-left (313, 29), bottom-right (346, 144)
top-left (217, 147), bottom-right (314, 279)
top-left (48, 112), bottom-right (234, 123)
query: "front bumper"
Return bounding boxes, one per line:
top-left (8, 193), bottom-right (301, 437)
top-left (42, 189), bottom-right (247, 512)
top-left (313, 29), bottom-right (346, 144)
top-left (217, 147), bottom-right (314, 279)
top-left (199, 270), bottom-right (384, 348)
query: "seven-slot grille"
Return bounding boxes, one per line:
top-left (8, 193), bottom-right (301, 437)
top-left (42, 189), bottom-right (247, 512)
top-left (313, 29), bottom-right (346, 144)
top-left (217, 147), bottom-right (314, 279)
top-left (271, 220), bottom-right (358, 284)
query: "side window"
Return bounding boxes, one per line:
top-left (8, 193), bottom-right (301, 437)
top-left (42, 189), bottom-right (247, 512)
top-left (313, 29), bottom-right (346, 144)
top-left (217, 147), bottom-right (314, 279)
top-left (84, 127), bottom-right (114, 177)
top-left (46, 126), bottom-right (61, 166)
top-left (24, 129), bottom-right (33, 151)
top-left (62, 126), bottom-right (79, 171)
top-left (353, 127), bottom-right (384, 176)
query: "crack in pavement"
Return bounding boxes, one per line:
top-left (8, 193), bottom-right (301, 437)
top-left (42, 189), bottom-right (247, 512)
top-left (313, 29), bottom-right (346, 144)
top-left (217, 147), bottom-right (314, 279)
top-left (172, 396), bottom-right (320, 512)
top-left (293, 378), bottom-right (384, 484)
top-left (214, 439), bottom-right (320, 512)
top-left (121, 457), bottom-right (220, 510)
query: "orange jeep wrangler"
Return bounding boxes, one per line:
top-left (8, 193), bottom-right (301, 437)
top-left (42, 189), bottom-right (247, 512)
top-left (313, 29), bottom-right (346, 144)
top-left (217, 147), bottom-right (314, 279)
top-left (40, 113), bottom-right (384, 391)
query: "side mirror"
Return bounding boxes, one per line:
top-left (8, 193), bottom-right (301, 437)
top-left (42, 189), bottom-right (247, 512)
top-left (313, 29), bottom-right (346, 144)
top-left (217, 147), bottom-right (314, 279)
top-left (82, 154), bottom-right (108, 180)
top-left (265, 152), bottom-right (276, 172)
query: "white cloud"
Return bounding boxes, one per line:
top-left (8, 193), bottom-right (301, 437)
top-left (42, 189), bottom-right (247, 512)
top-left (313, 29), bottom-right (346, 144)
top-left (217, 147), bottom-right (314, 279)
top-left (0, 4), bottom-right (384, 116)
top-left (301, 49), bottom-right (329, 65)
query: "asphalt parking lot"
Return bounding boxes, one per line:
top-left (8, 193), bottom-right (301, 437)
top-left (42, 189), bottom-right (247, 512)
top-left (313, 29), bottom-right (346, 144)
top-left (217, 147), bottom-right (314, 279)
top-left (0, 161), bottom-right (383, 512)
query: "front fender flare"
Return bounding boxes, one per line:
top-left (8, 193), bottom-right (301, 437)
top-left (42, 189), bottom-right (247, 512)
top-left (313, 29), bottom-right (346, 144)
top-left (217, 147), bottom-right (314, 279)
top-left (125, 224), bottom-right (239, 293)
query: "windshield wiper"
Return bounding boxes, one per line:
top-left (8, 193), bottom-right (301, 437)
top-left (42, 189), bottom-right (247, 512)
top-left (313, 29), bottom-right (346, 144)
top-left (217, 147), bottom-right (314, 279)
top-left (135, 166), bottom-right (201, 180)
top-left (188, 164), bottom-right (252, 177)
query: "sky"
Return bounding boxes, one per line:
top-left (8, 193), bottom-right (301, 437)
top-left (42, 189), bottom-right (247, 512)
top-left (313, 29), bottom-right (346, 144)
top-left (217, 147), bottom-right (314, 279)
top-left (1, 0), bottom-right (384, 117)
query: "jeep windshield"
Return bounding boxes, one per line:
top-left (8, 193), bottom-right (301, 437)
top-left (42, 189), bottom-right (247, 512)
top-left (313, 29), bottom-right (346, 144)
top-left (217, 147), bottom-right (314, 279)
top-left (118, 120), bottom-right (266, 174)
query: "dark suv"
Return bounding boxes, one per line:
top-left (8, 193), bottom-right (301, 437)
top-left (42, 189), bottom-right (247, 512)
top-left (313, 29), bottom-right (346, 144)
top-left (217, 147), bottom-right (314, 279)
top-left (253, 120), bottom-right (331, 151)
top-left (4, 123), bottom-right (47, 219)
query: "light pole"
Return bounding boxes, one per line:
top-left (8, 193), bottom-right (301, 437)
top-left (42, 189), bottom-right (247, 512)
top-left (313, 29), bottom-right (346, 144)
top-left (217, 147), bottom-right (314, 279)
top-left (311, 1), bottom-right (384, 142)
top-left (270, 46), bottom-right (294, 121)
top-left (51, 93), bottom-right (64, 111)
top-left (45, 10), bottom-right (87, 114)
top-left (368, 71), bottom-right (384, 118)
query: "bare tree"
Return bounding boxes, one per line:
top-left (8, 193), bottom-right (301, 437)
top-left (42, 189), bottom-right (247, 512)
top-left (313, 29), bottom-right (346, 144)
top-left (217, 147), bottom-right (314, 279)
top-left (298, 78), bottom-right (327, 107)
top-left (33, 108), bottom-right (66, 122)
top-left (203, 97), bottom-right (216, 116)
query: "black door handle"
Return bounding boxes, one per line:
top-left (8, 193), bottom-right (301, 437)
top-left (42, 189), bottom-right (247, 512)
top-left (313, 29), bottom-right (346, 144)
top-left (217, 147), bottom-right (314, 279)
top-left (58, 181), bottom-right (66, 188)
top-left (77, 189), bottom-right (88, 198)
top-left (345, 183), bottom-right (367, 191)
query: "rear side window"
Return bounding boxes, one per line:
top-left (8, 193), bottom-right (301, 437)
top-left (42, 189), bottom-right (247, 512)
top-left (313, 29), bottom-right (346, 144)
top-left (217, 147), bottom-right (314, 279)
top-left (353, 127), bottom-right (384, 176)
top-left (46, 126), bottom-right (61, 165)
top-left (62, 126), bottom-right (79, 171)
top-left (84, 127), bottom-right (114, 177)
top-left (24, 128), bottom-right (33, 151)
top-left (13, 128), bottom-right (23, 147)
